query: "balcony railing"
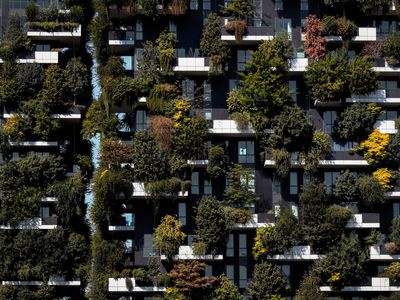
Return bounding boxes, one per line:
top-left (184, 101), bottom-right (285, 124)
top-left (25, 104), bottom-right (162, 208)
top-left (324, 27), bottom-right (377, 42)
top-left (160, 245), bottom-right (223, 261)
top-left (232, 213), bottom-right (275, 229)
top-left (132, 182), bottom-right (188, 198)
top-left (108, 30), bottom-right (135, 46)
top-left (108, 278), bottom-right (167, 292)
top-left (221, 25), bottom-right (274, 44)
top-left (370, 245), bottom-right (400, 260)
top-left (173, 57), bottom-right (210, 74)
top-left (268, 246), bottom-right (325, 261)
top-left (320, 277), bottom-right (400, 292)
top-left (346, 213), bottom-right (380, 228)
top-left (0, 217), bottom-right (57, 230)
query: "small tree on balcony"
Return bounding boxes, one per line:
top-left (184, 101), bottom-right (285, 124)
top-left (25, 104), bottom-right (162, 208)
top-left (294, 273), bottom-right (324, 300)
top-left (206, 145), bottom-right (228, 180)
top-left (304, 15), bottom-right (326, 61)
top-left (383, 32), bottom-right (400, 66)
top-left (63, 58), bottom-right (90, 104)
top-left (334, 170), bottom-right (358, 203)
top-left (224, 164), bottom-right (257, 207)
top-left (347, 56), bottom-right (378, 95)
top-left (358, 129), bottom-right (390, 165)
top-left (154, 215), bottom-right (186, 260)
top-left (156, 30), bottom-right (176, 76)
top-left (99, 138), bottom-right (134, 168)
top-left (221, 0), bottom-right (254, 42)
top-left (38, 65), bottom-right (68, 108)
top-left (356, 174), bottom-right (385, 206)
top-left (137, 41), bottom-right (160, 83)
top-left (149, 116), bottom-right (174, 152)
top-left (214, 275), bottom-right (243, 300)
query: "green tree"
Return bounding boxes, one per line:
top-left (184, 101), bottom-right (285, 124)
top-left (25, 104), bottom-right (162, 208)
top-left (247, 261), bottom-right (287, 300)
top-left (214, 275), bottom-right (243, 300)
top-left (16, 64), bottom-right (44, 98)
top-left (154, 215), bottom-right (186, 260)
top-left (347, 56), bottom-right (378, 95)
top-left (390, 217), bottom-right (400, 245)
top-left (206, 145), bottom-right (228, 180)
top-left (0, 16), bottom-right (32, 62)
top-left (274, 207), bottom-right (301, 253)
top-left (383, 31), bottom-right (400, 65)
top-left (156, 30), bottom-right (176, 75)
top-left (294, 273), bottom-right (324, 300)
top-left (38, 65), bottom-right (67, 107)
top-left (357, 175), bottom-right (385, 206)
top-left (334, 170), bottom-right (358, 203)
top-left (63, 58), bottom-right (90, 103)
top-left (221, 0), bottom-right (254, 20)
top-left (224, 164), bottom-right (257, 207)
top-left (137, 40), bottom-right (159, 83)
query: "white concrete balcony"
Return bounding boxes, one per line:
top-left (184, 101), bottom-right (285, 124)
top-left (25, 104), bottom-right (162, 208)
top-left (108, 225), bottom-right (135, 231)
top-left (221, 34), bottom-right (273, 44)
top-left (132, 182), bottom-right (188, 198)
top-left (187, 159), bottom-right (209, 166)
top-left (0, 217), bottom-right (57, 230)
top-left (325, 27), bottom-right (377, 42)
top-left (27, 25), bottom-right (81, 40)
top-left (41, 197), bottom-right (58, 202)
top-left (3, 113), bottom-right (81, 119)
top-left (345, 89), bottom-right (400, 105)
top-left (173, 57), bottom-right (210, 75)
top-left (108, 278), bottom-right (166, 293)
top-left (374, 120), bottom-right (398, 134)
top-left (289, 58), bottom-right (308, 72)
top-left (161, 245), bottom-right (223, 261)
top-left (370, 245), bottom-right (400, 260)
top-left (9, 141), bottom-right (58, 147)
top-left (232, 214), bottom-right (273, 229)
top-left (210, 120), bottom-right (256, 136)
top-left (0, 51), bottom-right (59, 64)
top-left (373, 61), bottom-right (400, 74)
top-left (320, 277), bottom-right (400, 292)
top-left (264, 159), bottom-right (369, 168)
top-left (346, 213), bottom-right (380, 228)
top-left (2, 280), bottom-right (80, 286)
top-left (386, 191), bottom-right (400, 198)
top-left (268, 246), bottom-right (324, 261)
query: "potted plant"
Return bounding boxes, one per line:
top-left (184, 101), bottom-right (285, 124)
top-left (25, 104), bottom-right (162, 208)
top-left (221, 0), bottom-right (254, 43)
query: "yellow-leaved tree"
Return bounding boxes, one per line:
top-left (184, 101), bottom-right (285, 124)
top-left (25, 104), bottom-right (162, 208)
top-left (358, 129), bottom-right (389, 165)
top-left (373, 168), bottom-right (393, 190)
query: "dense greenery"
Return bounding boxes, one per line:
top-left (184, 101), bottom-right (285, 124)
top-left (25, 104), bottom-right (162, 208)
top-left (154, 215), bottom-right (186, 259)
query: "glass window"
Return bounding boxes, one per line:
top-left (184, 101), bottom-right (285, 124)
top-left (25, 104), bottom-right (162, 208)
top-left (169, 21), bottom-right (177, 35)
top-left (324, 171), bottom-right (340, 194)
top-left (136, 20), bottom-right (143, 40)
top-left (272, 173), bottom-right (282, 202)
top-left (204, 110), bottom-right (212, 120)
top-left (10, 0), bottom-right (29, 9)
top-left (191, 172), bottom-right (199, 194)
top-left (300, 0), bottom-right (309, 10)
top-left (182, 79), bottom-right (195, 100)
top-left (225, 171), bottom-right (232, 191)
top-left (226, 265), bottom-right (234, 282)
top-left (237, 50), bottom-right (252, 71)
top-left (240, 170), bottom-right (255, 192)
top-left (226, 234), bottom-right (234, 257)
top-left (36, 44), bottom-right (51, 51)
top-left (203, 0), bottom-right (211, 10)
top-left (123, 213), bottom-right (134, 226)
top-left (253, 0), bottom-right (262, 27)
top-left (229, 79), bottom-right (239, 91)
top-left (379, 80), bottom-right (398, 90)
top-left (394, 203), bottom-right (400, 218)
top-left (333, 141), bottom-right (356, 151)
top-left (205, 265), bottom-right (212, 277)
top-left (323, 111), bottom-right (337, 134)
top-left (204, 178), bottom-right (212, 195)
top-left (187, 234), bottom-right (194, 245)
top-left (378, 110), bottom-right (398, 121)
top-left (121, 56), bottom-right (133, 71)
top-left (134, 48), bottom-right (143, 72)
top-left (289, 80), bottom-right (297, 102)
top-left (290, 172), bottom-right (298, 195)
top-left (275, 18), bottom-right (292, 39)
top-left (238, 141), bottom-right (255, 163)
top-left (203, 82), bottom-right (212, 103)
top-left (239, 234), bottom-right (247, 256)
top-left (303, 172), bottom-right (311, 185)
top-left (40, 206), bottom-right (50, 218)
top-left (239, 265), bottom-right (247, 288)
top-left (275, 0), bottom-right (283, 10)
top-left (190, 0), bottom-right (198, 9)
top-left (178, 203), bottom-right (186, 225)
top-left (135, 110), bottom-right (148, 130)
top-left (124, 239), bottom-right (133, 253)
top-left (143, 234), bottom-right (154, 257)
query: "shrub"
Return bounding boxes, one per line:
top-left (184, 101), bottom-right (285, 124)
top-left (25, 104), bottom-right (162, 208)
top-left (271, 149), bottom-right (291, 179)
top-left (223, 206), bottom-right (251, 226)
top-left (304, 15), bottom-right (326, 60)
top-left (154, 215), bottom-right (186, 260)
top-left (111, 76), bottom-right (151, 107)
top-left (383, 32), bottom-right (400, 65)
top-left (385, 242), bottom-right (400, 254)
top-left (361, 41), bottom-right (384, 59)
top-left (37, 65), bottom-right (67, 107)
top-left (214, 275), bottom-right (243, 300)
top-left (357, 175), bottom-right (385, 206)
top-left (303, 130), bottom-right (331, 174)
top-left (252, 226), bottom-right (277, 259)
top-left (100, 138), bottom-right (134, 167)
top-left (166, 98), bottom-right (191, 128)
top-left (137, 41), bottom-right (159, 83)
top-left (334, 170), bottom-right (358, 203)
top-left (382, 262), bottom-right (400, 284)
top-left (274, 207), bottom-right (301, 253)
top-left (358, 129), bottom-right (390, 165)
top-left (373, 168), bottom-right (393, 190)
top-left (224, 164), bottom-right (257, 207)
top-left (220, 0), bottom-right (254, 21)
top-left (26, 1), bottom-right (39, 22)
top-left (149, 116), bottom-right (174, 151)
top-left (206, 145), bottom-right (228, 179)
top-left (144, 177), bottom-right (182, 199)
top-left (155, 30), bottom-right (176, 75)
top-left (390, 217), bottom-right (400, 245)
top-left (223, 20), bottom-right (246, 42)
top-left (294, 273), bottom-right (324, 300)
top-left (148, 84), bottom-right (178, 114)
top-left (322, 16), bottom-right (358, 40)
top-left (230, 111), bottom-right (250, 130)
top-left (132, 268), bottom-right (151, 286)
top-left (347, 57), bottom-right (378, 95)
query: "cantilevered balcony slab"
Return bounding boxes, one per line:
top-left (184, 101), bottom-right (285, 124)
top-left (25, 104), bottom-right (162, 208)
top-left (161, 245), bottom-right (223, 261)
top-left (41, 197), bottom-right (58, 202)
top-left (346, 213), bottom-right (380, 228)
top-left (27, 25), bottom-right (81, 43)
top-left (373, 60), bottom-right (400, 74)
top-left (268, 246), bottom-right (324, 261)
top-left (108, 278), bottom-right (166, 293)
top-left (289, 58), bottom-right (308, 73)
top-left (0, 51), bottom-right (59, 64)
top-left (232, 214), bottom-right (274, 229)
top-left (108, 225), bottom-right (135, 231)
top-left (9, 141), bottom-right (58, 147)
top-left (325, 27), bottom-right (377, 42)
top-left (132, 182), bottom-right (188, 198)
top-left (108, 30), bottom-right (135, 53)
top-left (173, 57), bottom-right (209, 75)
top-left (374, 120), bottom-right (398, 134)
top-left (221, 26), bottom-right (273, 45)
top-left (345, 89), bottom-right (400, 105)
top-left (210, 120), bottom-right (256, 136)
top-left (2, 280), bottom-right (80, 286)
top-left (264, 159), bottom-right (369, 168)
top-left (187, 160), bottom-right (209, 166)
top-left (0, 217), bottom-right (57, 230)
top-left (386, 191), bottom-right (400, 198)
top-left (370, 245), bottom-right (400, 260)
top-left (3, 113), bottom-right (81, 120)
top-left (320, 277), bottom-right (400, 292)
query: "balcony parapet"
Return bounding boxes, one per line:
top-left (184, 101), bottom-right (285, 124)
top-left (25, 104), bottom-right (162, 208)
top-left (268, 246), bottom-right (325, 261)
top-left (132, 182), bottom-right (188, 198)
top-left (320, 277), bottom-right (400, 292)
top-left (232, 213), bottom-right (274, 229)
top-left (160, 245), bottom-right (223, 261)
top-left (264, 159), bottom-right (369, 168)
top-left (173, 57), bottom-right (210, 75)
top-left (0, 217), bottom-right (57, 230)
top-left (2, 280), bottom-right (80, 286)
top-left (346, 213), bottom-right (380, 228)
top-left (108, 278), bottom-right (167, 292)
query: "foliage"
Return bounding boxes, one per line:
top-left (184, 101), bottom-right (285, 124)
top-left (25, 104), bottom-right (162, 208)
top-left (333, 103), bottom-right (382, 144)
top-left (195, 196), bottom-right (229, 255)
top-left (16, 64), bottom-right (44, 98)
top-left (230, 111), bottom-right (251, 130)
top-left (164, 287), bottom-right (187, 300)
top-left (169, 261), bottom-right (217, 299)
top-left (221, 0), bottom-right (254, 20)
top-left (91, 11), bottom-right (110, 66)
top-left (223, 20), bottom-right (246, 42)
top-left (144, 177), bottom-right (182, 199)
top-left (132, 268), bottom-right (151, 285)
top-left (0, 16), bottom-right (32, 62)
top-left (322, 16), bottom-right (358, 40)
top-left (294, 273), bottom-right (324, 300)
top-left (174, 116), bottom-right (209, 160)
top-left (0, 63), bottom-right (23, 105)
top-left (213, 275), bottom-right (243, 300)
top-left (358, 129), bottom-right (390, 165)
top-left (133, 130), bottom-right (168, 182)
top-left (373, 168), bottom-right (393, 190)
top-left (82, 100), bottom-right (119, 139)
top-left (166, 98), bottom-right (191, 128)
top-left (383, 32), bottom-right (400, 65)
top-left (37, 65), bottom-right (67, 107)
top-left (224, 164), bottom-right (257, 207)
top-left (148, 84), bottom-right (179, 114)
top-left (347, 57), bottom-right (378, 95)
top-left (382, 262), bottom-right (400, 284)
top-left (390, 217), bottom-right (400, 245)
top-left (356, 174), bottom-right (386, 206)
top-left (156, 30), bottom-right (176, 75)
top-left (304, 15), bottom-right (326, 60)
top-left (303, 130), bottom-right (331, 174)
top-left (312, 233), bottom-right (367, 290)
top-left (99, 138), bottom-right (134, 167)
top-left (223, 206), bottom-right (252, 226)
top-left (206, 145), bottom-right (228, 179)
top-left (334, 170), bottom-right (358, 203)
top-left (149, 116), bottom-right (174, 151)
top-left (2, 115), bottom-right (26, 140)
top-left (253, 226), bottom-right (276, 259)
top-left (154, 215), bottom-right (186, 259)
top-left (247, 261), bottom-right (287, 299)
top-left (137, 41), bottom-right (159, 83)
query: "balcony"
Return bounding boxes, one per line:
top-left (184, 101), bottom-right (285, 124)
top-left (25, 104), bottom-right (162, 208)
top-left (187, 160), bottom-right (209, 167)
top-left (41, 197), bottom-right (58, 202)
top-left (108, 30), bottom-right (135, 53)
top-left (289, 58), bottom-right (308, 73)
top-left (373, 58), bottom-right (400, 74)
top-left (161, 245), bottom-right (223, 261)
top-left (3, 113), bottom-right (81, 120)
top-left (173, 57), bottom-right (210, 75)
top-left (268, 246), bottom-right (325, 261)
top-left (108, 278), bottom-right (167, 293)
top-left (210, 120), bottom-right (256, 136)
top-left (374, 120), bottom-right (398, 134)
top-left (132, 182), bottom-right (188, 198)
top-left (264, 159), bottom-right (369, 168)
top-left (370, 245), bottom-right (400, 260)
top-left (346, 89), bottom-right (400, 105)
top-left (108, 225), bottom-right (135, 231)
top-left (320, 277), bottom-right (400, 292)
top-left (232, 213), bottom-right (274, 229)
top-left (0, 217), bottom-right (57, 230)
top-left (221, 26), bottom-right (274, 45)
top-left (346, 213), bottom-right (380, 228)
top-left (325, 27), bottom-right (377, 42)
top-left (9, 141), bottom-right (58, 147)
top-left (2, 280), bottom-right (80, 286)
top-left (27, 25), bottom-right (81, 43)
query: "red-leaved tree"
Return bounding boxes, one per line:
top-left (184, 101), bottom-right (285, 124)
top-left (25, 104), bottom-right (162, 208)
top-left (304, 15), bottom-right (326, 61)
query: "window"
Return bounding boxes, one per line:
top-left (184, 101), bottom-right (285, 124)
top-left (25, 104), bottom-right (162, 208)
top-left (226, 265), bottom-right (234, 282)
top-left (123, 213), bottom-right (134, 226)
top-left (253, 0), bottom-right (262, 27)
top-left (135, 110), bottom-right (148, 130)
top-left (191, 172), bottom-right (199, 194)
top-left (36, 44), bottom-right (51, 51)
top-left (203, 0), bottom-right (211, 10)
top-left (204, 178), bottom-right (212, 195)
top-left (275, 0), bottom-right (283, 10)
top-left (225, 171), bottom-right (232, 191)
top-left (272, 173), bottom-right (282, 202)
top-left (300, 0), bottom-right (309, 11)
top-left (178, 203), bottom-right (186, 225)
top-left (121, 56), bottom-right (133, 71)
top-left (278, 265), bottom-right (291, 287)
top-left (203, 110), bottom-right (212, 120)
top-left (239, 234), bottom-right (247, 256)
top-left (229, 79), bottom-right (239, 91)
top-left (324, 171), bottom-right (340, 194)
top-left (124, 239), bottom-right (133, 253)
top-left (290, 172), bottom-right (298, 195)
top-left (136, 20), bottom-right (143, 40)
top-left (182, 79), bottom-right (195, 100)
top-left (143, 234), bottom-right (155, 257)
top-left (187, 234), bottom-right (194, 245)
top-left (205, 265), bottom-right (213, 277)
top-left (323, 111), bottom-right (338, 134)
top-left (116, 113), bottom-right (131, 132)
top-left (378, 110), bottom-right (398, 121)
top-left (237, 50), bottom-right (252, 71)
top-left (375, 20), bottom-right (397, 38)
top-left (394, 203), bottom-right (400, 218)
top-left (333, 141), bottom-right (356, 151)
top-left (303, 172), bottom-right (311, 185)
top-left (226, 234), bottom-right (234, 257)
top-left (289, 80), bottom-right (297, 102)
top-left (134, 48), bottom-right (143, 72)
top-left (224, 0), bottom-right (230, 7)
top-left (239, 265), bottom-right (247, 288)
top-left (10, 0), bottom-right (29, 9)
top-left (203, 82), bottom-right (212, 104)
top-left (169, 21), bottom-right (177, 35)
top-left (379, 80), bottom-right (398, 90)
top-left (40, 207), bottom-right (50, 218)
top-left (275, 18), bottom-right (292, 39)
top-left (238, 141), bottom-right (255, 163)
top-left (190, 0), bottom-right (198, 9)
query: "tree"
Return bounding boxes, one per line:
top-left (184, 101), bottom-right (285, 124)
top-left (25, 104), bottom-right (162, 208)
top-left (214, 275), bottom-right (243, 300)
top-left (390, 217), bottom-right (400, 245)
top-left (206, 145), bottom-right (228, 179)
top-left (156, 30), bottom-right (176, 75)
top-left (382, 262), bottom-right (400, 284)
top-left (111, 76), bottom-right (151, 108)
top-left (224, 164), bottom-right (257, 207)
top-left (247, 261), bottom-right (287, 300)
top-left (358, 129), bottom-right (390, 165)
top-left (149, 116), bottom-right (174, 152)
top-left (133, 130), bottom-right (168, 182)
top-left (154, 215), bottom-right (186, 259)
top-left (37, 65), bottom-right (67, 107)
top-left (357, 175), bottom-right (385, 206)
top-left (99, 138), bottom-right (134, 167)
top-left (195, 196), bottom-right (229, 255)
top-left (0, 16), bottom-right (32, 62)
top-left (273, 207), bottom-right (301, 253)
top-left (333, 103), bottom-right (382, 144)
top-left (347, 56), bottom-right (378, 95)
top-left (63, 58), bottom-right (90, 103)
top-left (304, 15), bottom-right (326, 60)
top-left (303, 130), bottom-right (331, 174)
top-left (0, 63), bottom-right (21, 105)
top-left (137, 41), bottom-right (159, 83)
top-left (383, 32), bottom-right (400, 65)
top-left (373, 168), bottom-right (393, 190)
top-left (334, 170), bottom-right (358, 203)
top-left (294, 273), bottom-right (324, 300)
top-left (16, 64), bottom-right (44, 98)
